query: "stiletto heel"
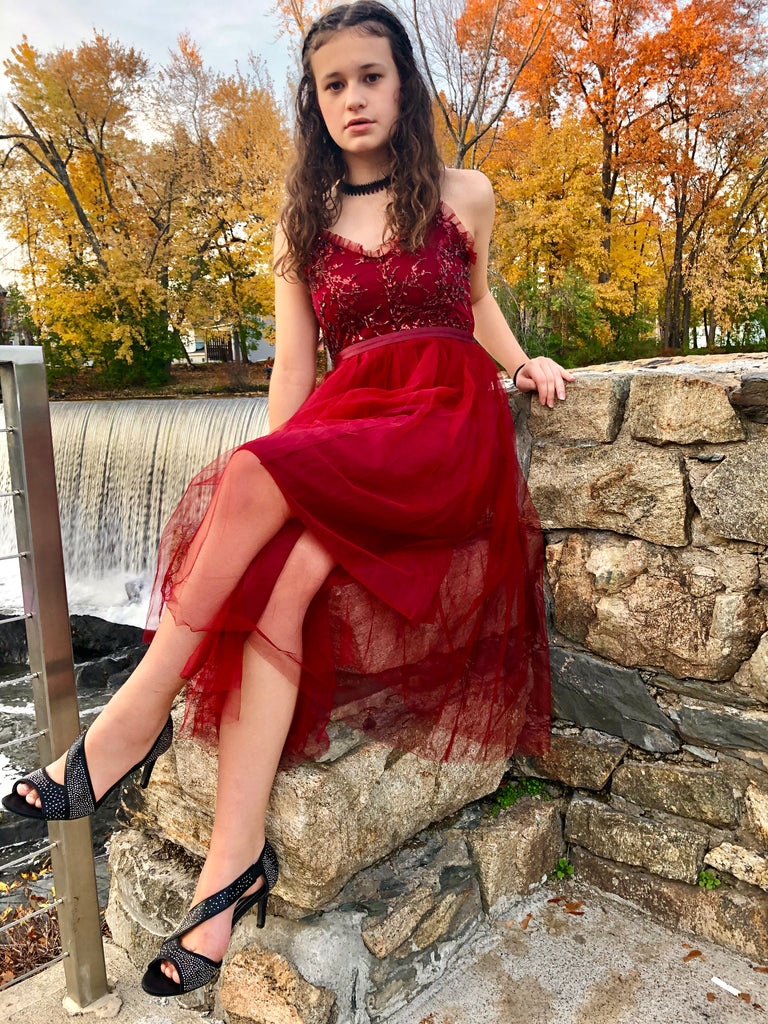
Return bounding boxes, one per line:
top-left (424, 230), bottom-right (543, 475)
top-left (1, 715), bottom-right (173, 821)
top-left (140, 759), bottom-right (156, 789)
top-left (141, 839), bottom-right (279, 997)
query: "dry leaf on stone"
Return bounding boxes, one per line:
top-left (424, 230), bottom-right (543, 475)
top-left (706, 993), bottom-right (716, 1002)
top-left (548, 896), bottom-right (565, 903)
top-left (738, 993), bottom-right (752, 1003)
top-left (754, 967), bottom-right (768, 974)
top-left (520, 913), bottom-right (533, 930)
top-left (683, 950), bottom-right (704, 962)
top-left (564, 901), bottom-right (585, 915)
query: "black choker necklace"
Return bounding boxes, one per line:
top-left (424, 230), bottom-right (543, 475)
top-left (340, 175), bottom-right (391, 197)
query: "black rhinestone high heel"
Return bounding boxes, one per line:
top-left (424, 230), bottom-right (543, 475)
top-left (1, 715), bottom-right (173, 821)
top-left (141, 839), bottom-right (279, 997)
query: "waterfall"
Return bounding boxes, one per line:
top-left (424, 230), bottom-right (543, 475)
top-left (0, 397), bottom-right (270, 624)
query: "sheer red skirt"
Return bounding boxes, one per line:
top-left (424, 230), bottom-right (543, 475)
top-left (146, 329), bottom-right (550, 766)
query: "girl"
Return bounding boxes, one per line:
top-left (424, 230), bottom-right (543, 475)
top-left (3, 0), bottom-right (572, 997)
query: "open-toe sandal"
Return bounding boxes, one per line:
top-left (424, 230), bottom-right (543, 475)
top-left (1, 715), bottom-right (173, 821)
top-left (141, 838), bottom-right (279, 997)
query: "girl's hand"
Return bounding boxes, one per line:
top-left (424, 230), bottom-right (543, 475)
top-left (513, 357), bottom-right (575, 408)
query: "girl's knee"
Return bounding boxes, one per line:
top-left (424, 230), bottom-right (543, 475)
top-left (272, 532), bottom-right (335, 608)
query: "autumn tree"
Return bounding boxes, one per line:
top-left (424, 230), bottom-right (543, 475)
top-left (648, 0), bottom-right (768, 349)
top-left (0, 32), bottom-right (288, 381)
top-left (408, 0), bottom-right (554, 167)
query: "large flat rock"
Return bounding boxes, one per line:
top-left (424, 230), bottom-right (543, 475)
top-left (123, 712), bottom-right (505, 910)
top-left (527, 373), bottom-right (630, 443)
top-left (548, 646), bottom-right (678, 752)
top-left (571, 846), bottom-right (768, 962)
top-left (546, 533), bottom-right (765, 680)
top-left (528, 441), bottom-right (689, 546)
top-left (670, 701), bottom-right (768, 754)
top-left (565, 795), bottom-right (708, 884)
top-left (610, 762), bottom-right (738, 827)
top-left (626, 374), bottom-right (745, 444)
top-left (691, 442), bottom-right (768, 544)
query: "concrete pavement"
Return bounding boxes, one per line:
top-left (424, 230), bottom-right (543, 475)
top-left (0, 881), bottom-right (765, 1024)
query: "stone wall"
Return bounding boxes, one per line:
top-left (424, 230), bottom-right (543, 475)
top-left (515, 353), bottom-right (768, 962)
top-left (106, 353), bottom-right (768, 1022)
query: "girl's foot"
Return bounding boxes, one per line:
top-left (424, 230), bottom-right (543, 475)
top-left (13, 707), bottom-right (171, 811)
top-left (159, 869), bottom-right (267, 986)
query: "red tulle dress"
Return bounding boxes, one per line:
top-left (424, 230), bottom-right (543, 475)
top-left (146, 203), bottom-right (550, 765)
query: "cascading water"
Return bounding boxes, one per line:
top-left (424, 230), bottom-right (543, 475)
top-left (0, 396), bottom-right (270, 865)
top-left (0, 396), bottom-right (270, 624)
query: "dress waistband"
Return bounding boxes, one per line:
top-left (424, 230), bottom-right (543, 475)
top-left (337, 326), bottom-right (475, 364)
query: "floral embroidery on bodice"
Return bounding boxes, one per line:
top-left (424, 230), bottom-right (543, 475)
top-left (305, 203), bottom-right (476, 365)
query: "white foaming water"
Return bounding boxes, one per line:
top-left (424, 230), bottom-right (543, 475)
top-left (0, 397), bottom-right (270, 624)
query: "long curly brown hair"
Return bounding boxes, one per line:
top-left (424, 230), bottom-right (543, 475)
top-left (278, 1), bottom-right (443, 278)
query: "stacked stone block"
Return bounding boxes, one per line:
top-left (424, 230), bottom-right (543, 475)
top-left (519, 354), bottom-right (768, 963)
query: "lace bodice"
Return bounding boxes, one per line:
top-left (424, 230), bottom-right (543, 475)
top-left (305, 203), bottom-right (476, 365)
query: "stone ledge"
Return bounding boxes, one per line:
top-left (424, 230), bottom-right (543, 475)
top-left (570, 845), bottom-right (768, 962)
top-left (123, 710), bottom-right (505, 910)
top-left (626, 374), bottom-right (745, 445)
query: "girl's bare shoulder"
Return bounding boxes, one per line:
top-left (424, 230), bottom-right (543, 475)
top-left (441, 168), bottom-right (495, 236)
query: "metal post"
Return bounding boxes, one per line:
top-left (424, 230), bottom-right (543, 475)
top-left (0, 346), bottom-right (107, 1007)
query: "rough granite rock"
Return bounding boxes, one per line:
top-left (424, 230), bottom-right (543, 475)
top-left (670, 702), bottom-right (768, 753)
top-left (547, 646), bottom-right (678, 753)
top-left (527, 373), bottom-right (630, 443)
top-left (691, 442), bottom-right (768, 544)
top-left (626, 374), bottom-right (745, 445)
top-left (509, 728), bottom-right (629, 790)
top-left (610, 762), bottom-right (738, 828)
top-left (218, 948), bottom-right (338, 1024)
top-left (528, 441), bottom-right (689, 546)
top-left (565, 795), bottom-right (708, 884)
top-left (465, 799), bottom-right (562, 910)
top-left (105, 829), bottom-right (198, 969)
top-left (570, 846), bottom-right (768, 962)
top-left (124, 714), bottom-right (505, 910)
top-left (546, 533), bottom-right (765, 680)
top-left (733, 632), bottom-right (768, 705)
top-left (730, 372), bottom-right (768, 423)
top-left (705, 843), bottom-right (768, 893)
top-left (107, 823), bottom-right (486, 1023)
top-left (745, 784), bottom-right (768, 845)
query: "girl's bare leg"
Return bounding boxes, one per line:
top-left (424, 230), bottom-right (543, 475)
top-left (160, 530), bottom-right (334, 985)
top-left (16, 454), bottom-right (292, 809)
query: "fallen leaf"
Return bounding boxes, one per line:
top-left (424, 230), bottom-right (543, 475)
top-left (683, 950), bottom-right (703, 962)
top-left (683, 942), bottom-right (693, 949)
top-left (547, 896), bottom-right (565, 903)
top-left (754, 967), bottom-right (768, 974)
top-left (738, 993), bottom-right (751, 1004)
top-left (520, 913), bottom-right (533, 930)
top-left (504, 920), bottom-right (514, 928)
top-left (706, 993), bottom-right (716, 1002)
top-left (564, 909), bottom-right (585, 916)
top-left (564, 901), bottom-right (585, 912)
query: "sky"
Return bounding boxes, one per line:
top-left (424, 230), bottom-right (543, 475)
top-left (0, 1), bottom-right (300, 280)
top-left (1, 0), bottom-right (297, 86)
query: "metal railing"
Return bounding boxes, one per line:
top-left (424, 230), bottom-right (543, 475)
top-left (0, 346), bottom-right (107, 1006)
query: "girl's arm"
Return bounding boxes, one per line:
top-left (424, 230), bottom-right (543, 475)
top-left (269, 225), bottom-right (321, 432)
top-left (446, 169), bottom-right (574, 407)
